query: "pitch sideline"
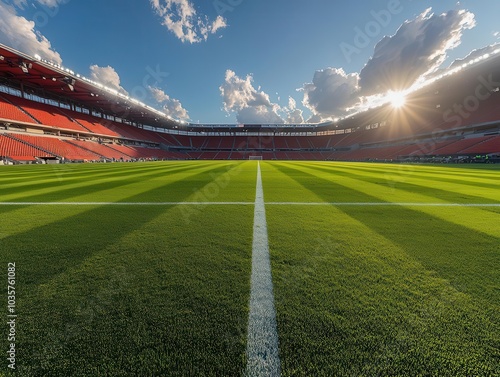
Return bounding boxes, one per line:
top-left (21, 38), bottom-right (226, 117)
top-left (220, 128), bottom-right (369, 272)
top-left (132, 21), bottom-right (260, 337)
top-left (0, 202), bottom-right (498, 207)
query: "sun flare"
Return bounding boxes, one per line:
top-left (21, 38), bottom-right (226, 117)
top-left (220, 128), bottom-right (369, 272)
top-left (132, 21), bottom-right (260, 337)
top-left (387, 91), bottom-right (407, 109)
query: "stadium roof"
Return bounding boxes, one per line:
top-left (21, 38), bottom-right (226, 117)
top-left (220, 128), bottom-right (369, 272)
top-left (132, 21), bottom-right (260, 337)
top-left (0, 44), bottom-right (181, 130)
top-left (1, 42), bottom-right (500, 134)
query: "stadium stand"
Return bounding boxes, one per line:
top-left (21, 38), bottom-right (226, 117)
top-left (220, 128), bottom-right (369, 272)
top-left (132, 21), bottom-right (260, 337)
top-left (4, 94), bottom-right (88, 132)
top-left (1, 40), bottom-right (499, 164)
top-left (459, 135), bottom-right (500, 154)
top-left (68, 140), bottom-right (132, 160)
top-left (0, 95), bottom-right (37, 124)
top-left (60, 111), bottom-right (120, 138)
top-left (0, 133), bottom-right (54, 161)
top-left (432, 136), bottom-right (495, 156)
top-left (10, 133), bottom-right (101, 161)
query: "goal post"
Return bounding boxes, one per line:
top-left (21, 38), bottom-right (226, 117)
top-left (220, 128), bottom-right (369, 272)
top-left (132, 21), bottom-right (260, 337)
top-left (248, 156), bottom-right (263, 160)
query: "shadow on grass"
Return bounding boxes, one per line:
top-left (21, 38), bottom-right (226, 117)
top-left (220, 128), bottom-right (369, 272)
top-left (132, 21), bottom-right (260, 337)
top-left (0, 162), bottom-right (201, 203)
top-left (312, 162), bottom-right (500, 189)
top-left (295, 162), bottom-right (500, 205)
top-left (1, 163), bottom-right (248, 376)
top-left (270, 163), bottom-right (499, 376)
top-left (275, 163), bottom-right (500, 302)
top-left (0, 163), bottom-right (237, 286)
top-left (0, 162), bottom-right (167, 191)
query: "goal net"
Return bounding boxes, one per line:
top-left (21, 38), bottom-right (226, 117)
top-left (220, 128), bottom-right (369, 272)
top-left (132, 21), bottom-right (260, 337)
top-left (248, 156), bottom-right (263, 160)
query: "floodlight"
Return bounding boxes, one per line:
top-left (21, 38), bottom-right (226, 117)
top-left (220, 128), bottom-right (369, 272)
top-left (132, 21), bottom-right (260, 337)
top-left (63, 77), bottom-right (75, 84)
top-left (19, 62), bottom-right (29, 74)
top-left (62, 77), bottom-right (75, 92)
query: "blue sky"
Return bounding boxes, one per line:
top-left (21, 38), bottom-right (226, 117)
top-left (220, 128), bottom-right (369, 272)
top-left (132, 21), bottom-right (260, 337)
top-left (1, 0), bottom-right (500, 124)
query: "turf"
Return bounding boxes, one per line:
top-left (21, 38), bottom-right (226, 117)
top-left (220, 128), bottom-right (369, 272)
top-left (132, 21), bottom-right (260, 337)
top-left (0, 161), bottom-right (499, 376)
top-left (263, 162), bottom-right (499, 376)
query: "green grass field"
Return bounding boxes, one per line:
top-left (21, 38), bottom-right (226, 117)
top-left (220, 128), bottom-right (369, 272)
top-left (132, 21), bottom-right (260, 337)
top-left (0, 161), bottom-right (499, 376)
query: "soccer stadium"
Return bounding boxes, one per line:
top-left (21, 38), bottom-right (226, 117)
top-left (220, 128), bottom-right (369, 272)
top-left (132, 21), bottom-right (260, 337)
top-left (1, 40), bottom-right (500, 163)
top-left (1, 1), bottom-right (500, 376)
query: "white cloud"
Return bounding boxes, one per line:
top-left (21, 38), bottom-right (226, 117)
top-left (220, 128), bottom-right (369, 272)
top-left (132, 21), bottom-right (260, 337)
top-left (284, 97), bottom-right (304, 124)
top-left (150, 0), bottom-right (227, 43)
top-left (210, 15), bottom-right (227, 34)
top-left (220, 70), bottom-right (285, 124)
top-left (89, 65), bottom-right (128, 95)
top-left (449, 43), bottom-right (500, 69)
top-left (0, 1), bottom-right (62, 64)
top-left (36, 0), bottom-right (66, 7)
top-left (359, 8), bottom-right (476, 94)
top-left (11, 0), bottom-right (27, 9)
top-left (236, 106), bottom-right (284, 124)
top-left (149, 86), bottom-right (190, 121)
top-left (301, 7), bottom-right (476, 122)
top-left (302, 68), bottom-right (359, 121)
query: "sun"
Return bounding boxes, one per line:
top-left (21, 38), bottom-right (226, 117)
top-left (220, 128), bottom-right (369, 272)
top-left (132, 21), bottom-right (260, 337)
top-left (387, 91), bottom-right (407, 109)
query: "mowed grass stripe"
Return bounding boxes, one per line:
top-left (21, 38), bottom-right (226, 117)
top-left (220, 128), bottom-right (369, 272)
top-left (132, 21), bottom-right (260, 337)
top-left (1, 161), bottom-right (253, 204)
top-left (0, 162), bottom-right (232, 202)
top-left (0, 163), bottom-right (254, 241)
top-left (0, 163), bottom-right (255, 376)
top-left (300, 162), bottom-right (500, 203)
top-left (0, 162), bottom-right (198, 201)
top-left (0, 162), bottom-right (195, 191)
top-left (0, 162), bottom-right (256, 240)
top-left (261, 163), bottom-right (498, 375)
top-left (0, 177), bottom-right (212, 285)
top-left (266, 205), bottom-right (499, 376)
top-left (268, 162), bottom-right (500, 302)
top-left (305, 161), bottom-right (500, 189)
top-left (0, 205), bottom-right (95, 241)
top-left (0, 161), bottom-right (197, 185)
top-left (3, 205), bottom-right (253, 376)
top-left (0, 164), bottom-right (221, 222)
top-left (300, 161), bottom-right (500, 216)
top-left (268, 202), bottom-right (500, 207)
top-left (282, 162), bottom-right (500, 238)
top-left (261, 162), bottom-right (376, 204)
top-left (1, 160), bottom-right (498, 376)
top-left (314, 161), bottom-right (500, 179)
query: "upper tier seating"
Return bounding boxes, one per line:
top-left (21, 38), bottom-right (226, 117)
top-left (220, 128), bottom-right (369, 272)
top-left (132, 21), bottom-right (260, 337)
top-left (5, 95), bottom-right (88, 132)
top-left (61, 112), bottom-right (120, 137)
top-left (0, 96), bottom-right (37, 124)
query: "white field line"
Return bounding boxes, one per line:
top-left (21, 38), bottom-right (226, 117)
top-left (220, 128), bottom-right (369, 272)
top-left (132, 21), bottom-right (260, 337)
top-left (0, 202), bottom-right (499, 207)
top-left (246, 162), bottom-right (281, 377)
top-left (0, 202), bottom-right (253, 206)
top-left (266, 202), bottom-right (500, 207)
